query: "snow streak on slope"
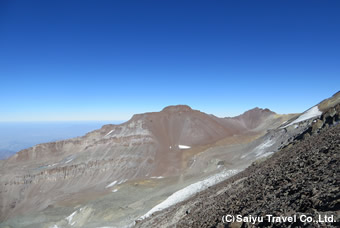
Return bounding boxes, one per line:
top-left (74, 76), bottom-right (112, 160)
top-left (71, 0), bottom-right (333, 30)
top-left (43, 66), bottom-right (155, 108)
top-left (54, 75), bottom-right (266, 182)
top-left (105, 181), bottom-right (117, 188)
top-left (139, 169), bottom-right (239, 220)
top-left (282, 106), bottom-right (322, 128)
top-left (240, 138), bottom-right (274, 159)
top-left (65, 210), bottom-right (77, 225)
top-left (178, 145), bottom-right (191, 149)
top-left (104, 120), bottom-right (151, 138)
top-left (104, 130), bottom-right (114, 137)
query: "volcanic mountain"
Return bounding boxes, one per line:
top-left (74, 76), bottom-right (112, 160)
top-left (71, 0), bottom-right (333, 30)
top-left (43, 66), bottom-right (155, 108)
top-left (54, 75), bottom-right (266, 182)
top-left (136, 95), bottom-right (340, 228)
top-left (4, 105), bottom-right (278, 176)
top-left (1, 99), bottom-right (331, 228)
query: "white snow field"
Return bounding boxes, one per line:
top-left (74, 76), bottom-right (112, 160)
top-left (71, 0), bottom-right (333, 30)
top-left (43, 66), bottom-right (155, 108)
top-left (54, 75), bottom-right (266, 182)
top-left (282, 106), bottom-right (322, 128)
top-left (139, 169), bottom-right (239, 220)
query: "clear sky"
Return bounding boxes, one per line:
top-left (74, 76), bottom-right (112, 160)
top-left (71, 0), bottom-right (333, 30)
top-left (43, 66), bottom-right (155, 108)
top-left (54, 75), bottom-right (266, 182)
top-left (1, 0), bottom-right (339, 121)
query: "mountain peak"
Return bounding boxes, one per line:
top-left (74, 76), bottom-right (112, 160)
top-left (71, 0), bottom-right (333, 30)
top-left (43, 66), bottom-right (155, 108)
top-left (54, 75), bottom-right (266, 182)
top-left (228, 107), bottom-right (276, 130)
top-left (241, 107), bottom-right (275, 116)
top-left (161, 105), bottom-right (193, 113)
top-left (128, 105), bottom-right (194, 123)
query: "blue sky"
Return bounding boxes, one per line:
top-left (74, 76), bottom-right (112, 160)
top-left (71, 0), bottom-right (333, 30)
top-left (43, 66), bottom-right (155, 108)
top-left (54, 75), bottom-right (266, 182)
top-left (1, 0), bottom-right (339, 121)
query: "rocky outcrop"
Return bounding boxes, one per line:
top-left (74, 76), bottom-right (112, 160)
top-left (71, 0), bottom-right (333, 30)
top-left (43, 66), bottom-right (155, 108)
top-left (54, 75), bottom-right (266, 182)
top-left (291, 103), bottom-right (340, 141)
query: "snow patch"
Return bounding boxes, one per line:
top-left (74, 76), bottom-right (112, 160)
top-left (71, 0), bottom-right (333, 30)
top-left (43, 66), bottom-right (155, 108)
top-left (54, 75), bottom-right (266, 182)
top-left (178, 145), bottom-right (191, 149)
top-left (65, 159), bottom-right (73, 164)
top-left (65, 207), bottom-right (88, 226)
top-left (48, 163), bottom-right (58, 167)
top-left (257, 139), bottom-right (274, 151)
top-left (105, 120), bottom-right (150, 138)
top-left (112, 189), bottom-right (118, 193)
top-left (106, 180), bottom-right (117, 188)
top-left (189, 158), bottom-right (196, 169)
top-left (140, 169), bottom-right (239, 220)
top-left (241, 139), bottom-right (274, 159)
top-left (118, 179), bottom-right (128, 184)
top-left (281, 106), bottom-right (322, 128)
top-left (150, 176), bottom-right (164, 179)
top-left (105, 130), bottom-right (114, 137)
top-left (65, 210), bottom-right (77, 225)
top-left (257, 151), bottom-right (274, 159)
top-left (255, 139), bottom-right (274, 157)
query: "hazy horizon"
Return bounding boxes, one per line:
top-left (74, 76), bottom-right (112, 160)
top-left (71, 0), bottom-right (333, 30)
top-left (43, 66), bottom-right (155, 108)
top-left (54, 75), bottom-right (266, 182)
top-left (0, 96), bottom-right (337, 122)
top-left (0, 120), bottom-right (123, 159)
